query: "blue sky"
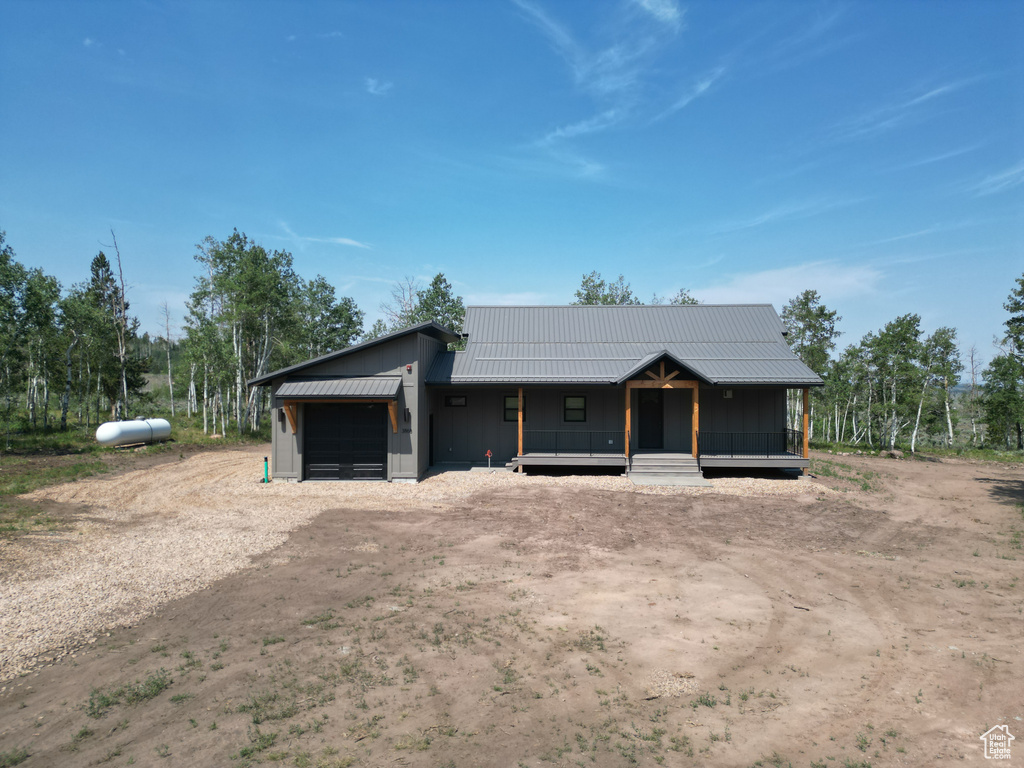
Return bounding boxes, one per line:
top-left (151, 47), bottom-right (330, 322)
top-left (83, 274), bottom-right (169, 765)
top-left (1, 0), bottom-right (1022, 366)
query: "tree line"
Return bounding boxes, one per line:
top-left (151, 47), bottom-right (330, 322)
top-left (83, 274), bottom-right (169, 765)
top-left (0, 227), bottom-right (466, 441)
top-left (779, 284), bottom-right (1024, 452)
top-left (0, 224), bottom-right (1020, 453)
top-left (572, 270), bottom-right (1024, 453)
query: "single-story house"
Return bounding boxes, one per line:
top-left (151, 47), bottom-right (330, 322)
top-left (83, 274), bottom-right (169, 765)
top-left (249, 304), bottom-right (822, 482)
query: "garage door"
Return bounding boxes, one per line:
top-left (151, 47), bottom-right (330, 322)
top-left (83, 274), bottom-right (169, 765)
top-left (303, 403), bottom-right (388, 480)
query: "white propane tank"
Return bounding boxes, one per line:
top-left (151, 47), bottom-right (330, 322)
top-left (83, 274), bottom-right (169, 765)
top-left (96, 418), bottom-right (172, 447)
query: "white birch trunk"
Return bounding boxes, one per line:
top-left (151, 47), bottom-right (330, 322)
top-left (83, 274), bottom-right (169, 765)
top-left (202, 367), bottom-right (208, 435)
top-left (944, 378), bottom-right (955, 447)
top-left (911, 376), bottom-right (928, 453)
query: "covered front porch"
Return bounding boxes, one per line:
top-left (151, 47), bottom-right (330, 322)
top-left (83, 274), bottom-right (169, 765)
top-left (511, 431), bottom-right (808, 470)
top-left (507, 363), bottom-right (811, 471)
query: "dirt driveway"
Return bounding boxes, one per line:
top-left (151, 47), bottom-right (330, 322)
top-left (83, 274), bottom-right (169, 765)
top-left (0, 449), bottom-right (1021, 767)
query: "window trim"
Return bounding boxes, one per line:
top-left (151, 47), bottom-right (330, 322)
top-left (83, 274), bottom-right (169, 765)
top-left (563, 394), bottom-right (587, 423)
top-left (503, 394), bottom-right (522, 423)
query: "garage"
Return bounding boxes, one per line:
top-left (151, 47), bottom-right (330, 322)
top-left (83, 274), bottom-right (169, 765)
top-left (303, 403), bottom-right (388, 480)
top-left (271, 375), bottom-right (403, 482)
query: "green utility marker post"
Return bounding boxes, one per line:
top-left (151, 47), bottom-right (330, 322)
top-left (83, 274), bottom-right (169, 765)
top-left (263, 456), bottom-right (269, 483)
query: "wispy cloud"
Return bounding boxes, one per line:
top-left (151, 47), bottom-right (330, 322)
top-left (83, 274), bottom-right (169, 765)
top-left (316, 31), bottom-right (344, 40)
top-left (854, 218), bottom-right (984, 248)
top-left (761, 6), bottom-right (852, 72)
top-left (831, 78), bottom-right (978, 142)
top-left (631, 0), bottom-right (684, 31)
top-left (512, 0), bottom-right (699, 178)
top-left (698, 261), bottom-right (883, 306)
top-left (858, 227), bottom-right (950, 247)
top-left (539, 108), bottom-right (623, 145)
top-left (512, 0), bottom-right (652, 98)
top-left (307, 236), bottom-right (372, 248)
top-left (885, 143), bottom-right (984, 172)
top-left (279, 222), bottom-right (371, 249)
top-left (513, 148), bottom-right (607, 180)
top-left (969, 161), bottom-right (1024, 196)
top-left (871, 246), bottom-right (994, 268)
top-left (83, 37), bottom-right (98, 47)
top-left (655, 66), bottom-right (726, 120)
top-left (365, 77), bottom-right (393, 96)
top-left (716, 4), bottom-right (851, 82)
top-left (713, 198), bottom-right (862, 234)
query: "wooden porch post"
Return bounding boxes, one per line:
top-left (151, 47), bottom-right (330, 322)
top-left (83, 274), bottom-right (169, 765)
top-left (624, 383), bottom-right (631, 459)
top-left (517, 387), bottom-right (523, 457)
top-left (692, 385), bottom-right (699, 459)
top-left (802, 387), bottom-right (810, 474)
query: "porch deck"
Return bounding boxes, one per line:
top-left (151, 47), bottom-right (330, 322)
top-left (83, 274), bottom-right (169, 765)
top-left (698, 454), bottom-right (809, 468)
top-left (697, 429), bottom-right (808, 468)
top-left (510, 430), bottom-right (809, 470)
top-left (512, 453), bottom-right (628, 468)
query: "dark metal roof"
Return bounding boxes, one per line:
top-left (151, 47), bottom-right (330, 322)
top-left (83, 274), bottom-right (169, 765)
top-left (275, 377), bottom-right (401, 399)
top-left (464, 304), bottom-right (788, 343)
top-left (249, 321), bottom-right (458, 387)
top-left (425, 305), bottom-right (822, 386)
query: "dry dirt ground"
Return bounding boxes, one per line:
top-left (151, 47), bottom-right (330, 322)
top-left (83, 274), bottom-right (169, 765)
top-left (0, 448), bottom-right (1022, 768)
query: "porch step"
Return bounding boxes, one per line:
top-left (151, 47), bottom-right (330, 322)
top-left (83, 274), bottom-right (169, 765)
top-left (628, 455), bottom-right (700, 471)
top-left (629, 462), bottom-right (701, 472)
top-left (627, 454), bottom-right (707, 485)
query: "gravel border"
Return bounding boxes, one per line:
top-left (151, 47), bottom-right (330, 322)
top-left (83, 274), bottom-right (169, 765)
top-left (0, 450), bottom-right (832, 684)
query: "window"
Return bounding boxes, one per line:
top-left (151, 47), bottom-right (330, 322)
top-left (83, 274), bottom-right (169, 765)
top-left (444, 395), bottom-right (467, 407)
top-left (563, 395), bottom-right (586, 422)
top-left (503, 395), bottom-right (522, 422)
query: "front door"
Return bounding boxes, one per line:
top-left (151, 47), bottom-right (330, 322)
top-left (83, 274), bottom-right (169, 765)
top-left (638, 390), bottom-right (664, 450)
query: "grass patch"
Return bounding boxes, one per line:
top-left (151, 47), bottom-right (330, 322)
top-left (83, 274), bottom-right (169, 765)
top-left (302, 609), bottom-right (340, 630)
top-left (811, 442), bottom-right (1024, 465)
top-left (572, 626), bottom-right (608, 653)
top-left (809, 457), bottom-right (885, 491)
top-left (0, 410), bottom-right (270, 541)
top-left (0, 458), bottom-right (108, 497)
top-left (86, 669), bottom-right (172, 718)
top-left (0, 748), bottom-right (30, 767)
top-left (692, 691), bottom-right (717, 708)
top-left (237, 690), bottom-right (301, 724)
top-left (235, 727), bottom-right (278, 759)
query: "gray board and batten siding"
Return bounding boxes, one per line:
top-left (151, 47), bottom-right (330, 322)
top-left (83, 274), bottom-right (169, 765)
top-left (250, 322), bottom-right (457, 482)
top-left (429, 381), bottom-right (782, 466)
top-left (425, 305), bottom-right (818, 469)
top-left (251, 305), bottom-right (822, 481)
top-left (430, 385), bottom-right (627, 465)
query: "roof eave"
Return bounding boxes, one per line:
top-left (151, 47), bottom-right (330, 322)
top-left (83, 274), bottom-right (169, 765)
top-left (248, 321), bottom-right (459, 387)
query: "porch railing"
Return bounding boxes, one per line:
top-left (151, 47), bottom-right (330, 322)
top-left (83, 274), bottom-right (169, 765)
top-left (523, 430), bottom-right (625, 455)
top-left (698, 429), bottom-right (803, 458)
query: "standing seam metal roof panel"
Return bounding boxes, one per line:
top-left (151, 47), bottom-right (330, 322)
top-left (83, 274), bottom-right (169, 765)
top-left (441, 305), bottom-right (822, 386)
top-left (274, 377), bottom-right (402, 399)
